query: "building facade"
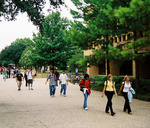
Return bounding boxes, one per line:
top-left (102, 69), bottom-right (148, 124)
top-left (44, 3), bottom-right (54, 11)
top-left (84, 33), bottom-right (150, 79)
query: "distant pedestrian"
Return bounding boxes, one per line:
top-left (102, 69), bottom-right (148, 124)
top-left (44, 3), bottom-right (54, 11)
top-left (3, 68), bottom-right (7, 81)
top-left (16, 70), bottom-right (24, 91)
top-left (118, 75), bottom-right (133, 115)
top-left (32, 68), bottom-right (37, 76)
top-left (45, 71), bottom-right (57, 97)
top-left (27, 68), bottom-right (34, 90)
top-left (75, 68), bottom-right (78, 76)
top-left (69, 70), bottom-right (72, 79)
top-left (54, 70), bottom-right (59, 86)
top-left (24, 70), bottom-right (28, 87)
top-left (101, 74), bottom-right (118, 116)
top-left (59, 70), bottom-right (68, 97)
top-left (79, 74), bottom-right (91, 110)
top-left (11, 68), bottom-right (14, 78)
top-left (1, 67), bottom-right (3, 75)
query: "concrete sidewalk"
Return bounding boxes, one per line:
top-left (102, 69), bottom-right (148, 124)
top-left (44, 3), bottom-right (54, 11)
top-left (0, 76), bottom-right (150, 128)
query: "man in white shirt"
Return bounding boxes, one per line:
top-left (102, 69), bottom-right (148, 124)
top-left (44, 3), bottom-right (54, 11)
top-left (27, 68), bottom-right (34, 90)
top-left (59, 70), bottom-right (68, 97)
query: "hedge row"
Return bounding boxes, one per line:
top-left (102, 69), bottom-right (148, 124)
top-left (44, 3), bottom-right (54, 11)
top-left (90, 76), bottom-right (150, 102)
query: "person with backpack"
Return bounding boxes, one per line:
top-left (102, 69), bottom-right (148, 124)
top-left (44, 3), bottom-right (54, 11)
top-left (54, 70), bottom-right (59, 86)
top-left (79, 74), bottom-right (91, 110)
top-left (59, 70), bottom-right (68, 97)
top-left (118, 75), bottom-right (133, 115)
top-left (45, 71), bottom-right (57, 97)
top-left (16, 70), bottom-right (24, 91)
top-left (101, 74), bottom-right (118, 116)
top-left (27, 68), bottom-right (34, 90)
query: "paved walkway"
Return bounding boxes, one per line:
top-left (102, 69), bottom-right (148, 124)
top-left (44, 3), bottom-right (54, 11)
top-left (0, 76), bottom-right (150, 128)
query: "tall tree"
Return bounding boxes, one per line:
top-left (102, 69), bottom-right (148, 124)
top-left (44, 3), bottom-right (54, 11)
top-left (0, 38), bottom-right (34, 66)
top-left (105, 0), bottom-right (150, 89)
top-left (68, 0), bottom-right (131, 75)
top-left (33, 12), bottom-right (75, 70)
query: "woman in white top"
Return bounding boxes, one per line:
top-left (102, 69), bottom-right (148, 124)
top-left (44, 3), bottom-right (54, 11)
top-left (118, 75), bottom-right (132, 115)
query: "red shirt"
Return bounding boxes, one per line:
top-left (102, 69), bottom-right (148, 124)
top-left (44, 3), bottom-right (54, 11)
top-left (80, 79), bottom-right (91, 88)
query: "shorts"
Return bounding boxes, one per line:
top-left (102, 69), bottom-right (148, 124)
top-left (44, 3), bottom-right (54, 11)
top-left (3, 75), bottom-right (6, 79)
top-left (28, 79), bottom-right (33, 84)
top-left (17, 81), bottom-right (22, 87)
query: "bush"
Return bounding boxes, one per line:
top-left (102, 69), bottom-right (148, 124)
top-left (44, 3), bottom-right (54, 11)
top-left (91, 75), bottom-right (150, 102)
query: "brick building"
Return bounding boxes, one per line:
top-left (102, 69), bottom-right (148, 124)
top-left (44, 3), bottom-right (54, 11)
top-left (84, 33), bottom-right (150, 79)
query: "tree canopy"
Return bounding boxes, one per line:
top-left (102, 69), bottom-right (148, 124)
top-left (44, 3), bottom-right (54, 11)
top-left (0, 0), bottom-right (64, 32)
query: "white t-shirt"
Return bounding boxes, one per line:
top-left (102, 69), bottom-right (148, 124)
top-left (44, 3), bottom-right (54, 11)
top-left (27, 71), bottom-right (34, 80)
top-left (59, 74), bottom-right (68, 84)
top-left (123, 82), bottom-right (131, 92)
top-left (75, 68), bottom-right (78, 73)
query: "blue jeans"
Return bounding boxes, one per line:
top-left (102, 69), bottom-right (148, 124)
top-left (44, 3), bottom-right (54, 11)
top-left (49, 85), bottom-right (56, 96)
top-left (83, 91), bottom-right (88, 108)
top-left (60, 84), bottom-right (67, 95)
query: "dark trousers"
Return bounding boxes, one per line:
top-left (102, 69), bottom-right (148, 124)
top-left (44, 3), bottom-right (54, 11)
top-left (25, 79), bottom-right (28, 87)
top-left (105, 91), bottom-right (114, 114)
top-left (122, 92), bottom-right (131, 113)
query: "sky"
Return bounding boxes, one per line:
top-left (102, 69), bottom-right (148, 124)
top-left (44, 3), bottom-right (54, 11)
top-left (0, 0), bottom-right (77, 51)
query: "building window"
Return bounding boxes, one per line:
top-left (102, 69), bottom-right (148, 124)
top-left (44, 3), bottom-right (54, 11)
top-left (119, 36), bottom-right (121, 42)
top-left (99, 61), bottom-right (106, 75)
top-left (127, 34), bottom-right (131, 40)
top-left (120, 61), bottom-right (132, 75)
top-left (115, 37), bottom-right (117, 42)
top-left (123, 35), bottom-right (126, 41)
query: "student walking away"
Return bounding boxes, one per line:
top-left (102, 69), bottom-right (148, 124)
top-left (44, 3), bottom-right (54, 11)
top-left (69, 70), bottom-right (72, 79)
top-left (54, 70), bottom-right (59, 86)
top-left (16, 70), bottom-right (24, 91)
top-left (1, 67), bottom-right (3, 75)
top-left (79, 74), bottom-right (91, 110)
top-left (59, 70), bottom-right (68, 97)
top-left (118, 75), bottom-right (135, 115)
top-left (11, 68), bottom-right (14, 78)
top-left (75, 68), bottom-right (78, 76)
top-left (24, 70), bottom-right (28, 87)
top-left (3, 68), bottom-right (7, 81)
top-left (27, 68), bottom-right (34, 90)
top-left (32, 68), bottom-right (37, 76)
top-left (45, 71), bottom-right (57, 97)
top-left (101, 74), bottom-right (118, 116)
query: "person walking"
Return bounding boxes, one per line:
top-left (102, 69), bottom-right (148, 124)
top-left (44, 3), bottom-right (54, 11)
top-left (75, 68), bottom-right (78, 76)
top-left (45, 71), bottom-right (57, 97)
top-left (24, 70), bottom-right (28, 87)
top-left (118, 75), bottom-right (133, 115)
top-left (54, 70), bottom-right (59, 86)
top-left (16, 70), bottom-right (24, 91)
top-left (101, 74), bottom-right (118, 116)
top-left (69, 70), bottom-right (72, 79)
top-left (59, 70), bottom-right (68, 97)
top-left (79, 74), bottom-right (91, 110)
top-left (27, 68), bottom-right (34, 90)
top-left (3, 68), bottom-right (7, 81)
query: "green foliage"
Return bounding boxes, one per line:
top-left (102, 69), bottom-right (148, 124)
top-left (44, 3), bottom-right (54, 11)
top-left (0, 38), bottom-right (33, 66)
top-left (91, 75), bottom-right (150, 101)
top-left (0, 0), bottom-right (64, 32)
top-left (67, 49), bottom-right (87, 71)
top-left (33, 12), bottom-right (76, 69)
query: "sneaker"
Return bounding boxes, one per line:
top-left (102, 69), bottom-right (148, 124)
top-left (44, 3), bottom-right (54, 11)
top-left (60, 93), bottom-right (62, 95)
top-left (31, 88), bottom-right (33, 90)
top-left (64, 95), bottom-right (66, 97)
top-left (85, 107), bottom-right (88, 110)
top-left (18, 89), bottom-right (20, 91)
top-left (29, 88), bottom-right (30, 90)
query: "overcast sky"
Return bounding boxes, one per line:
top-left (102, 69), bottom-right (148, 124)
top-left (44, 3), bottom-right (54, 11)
top-left (0, 0), bottom-right (77, 51)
